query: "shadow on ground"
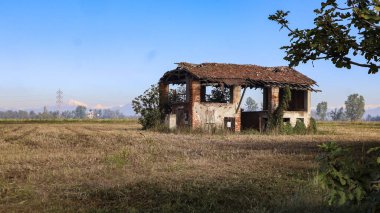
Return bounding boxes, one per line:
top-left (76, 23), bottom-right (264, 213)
top-left (56, 180), bottom-right (367, 213)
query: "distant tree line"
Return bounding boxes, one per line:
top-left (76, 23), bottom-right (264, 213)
top-left (0, 106), bottom-right (126, 119)
top-left (366, 115), bottom-right (380, 121)
top-left (315, 93), bottom-right (370, 121)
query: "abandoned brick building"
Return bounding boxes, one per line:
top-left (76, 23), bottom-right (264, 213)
top-left (159, 62), bottom-right (319, 132)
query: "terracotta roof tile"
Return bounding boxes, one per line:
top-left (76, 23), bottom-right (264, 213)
top-left (175, 62), bottom-right (316, 85)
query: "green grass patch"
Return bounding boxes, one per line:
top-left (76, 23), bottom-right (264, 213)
top-left (105, 149), bottom-right (130, 168)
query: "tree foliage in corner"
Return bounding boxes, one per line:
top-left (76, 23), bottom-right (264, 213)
top-left (132, 84), bottom-right (161, 130)
top-left (317, 142), bottom-right (380, 210)
top-left (269, 0), bottom-right (380, 74)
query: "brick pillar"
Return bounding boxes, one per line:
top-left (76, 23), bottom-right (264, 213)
top-left (190, 80), bottom-right (201, 128)
top-left (268, 87), bottom-right (280, 112)
top-left (235, 114), bottom-right (241, 132)
top-left (232, 85), bottom-right (241, 132)
top-left (232, 85), bottom-right (241, 104)
top-left (159, 82), bottom-right (169, 120)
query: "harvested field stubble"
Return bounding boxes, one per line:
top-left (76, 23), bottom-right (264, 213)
top-left (0, 121), bottom-right (379, 212)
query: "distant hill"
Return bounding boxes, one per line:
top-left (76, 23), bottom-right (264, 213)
top-left (364, 107), bottom-right (380, 117)
top-left (111, 104), bottom-right (136, 116)
top-left (22, 105), bottom-right (76, 113)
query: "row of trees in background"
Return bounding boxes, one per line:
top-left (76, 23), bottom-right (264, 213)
top-left (0, 106), bottom-right (126, 119)
top-left (245, 93), bottom-right (373, 122)
top-left (244, 97), bottom-right (259, 111)
top-left (316, 93), bottom-right (368, 121)
top-left (366, 115), bottom-right (380, 121)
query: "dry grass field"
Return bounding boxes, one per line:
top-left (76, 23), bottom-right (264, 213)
top-left (0, 120), bottom-right (379, 212)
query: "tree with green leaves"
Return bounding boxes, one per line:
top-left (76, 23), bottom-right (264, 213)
top-left (41, 106), bottom-right (50, 119)
top-left (269, 1), bottom-right (378, 208)
top-left (317, 142), bottom-right (380, 210)
top-left (269, 0), bottom-right (380, 74)
top-left (169, 84), bottom-right (187, 103)
top-left (330, 107), bottom-right (346, 121)
top-left (345, 93), bottom-right (365, 121)
top-left (244, 97), bottom-right (258, 111)
top-left (75, 105), bottom-right (87, 119)
top-left (316, 101), bottom-right (328, 120)
top-left (132, 84), bottom-right (161, 130)
top-left (208, 86), bottom-right (231, 103)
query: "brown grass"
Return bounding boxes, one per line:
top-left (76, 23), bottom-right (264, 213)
top-left (0, 121), bottom-right (379, 212)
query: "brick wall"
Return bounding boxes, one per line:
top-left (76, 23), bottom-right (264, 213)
top-left (268, 87), bottom-right (279, 112)
top-left (232, 86), bottom-right (241, 132)
top-left (190, 80), bottom-right (201, 128)
top-left (235, 113), bottom-right (241, 132)
top-left (189, 82), bottom-right (243, 132)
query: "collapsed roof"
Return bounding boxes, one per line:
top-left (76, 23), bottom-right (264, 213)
top-left (160, 62), bottom-right (319, 91)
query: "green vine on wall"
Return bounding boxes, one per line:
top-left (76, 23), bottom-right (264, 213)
top-left (267, 86), bottom-right (292, 133)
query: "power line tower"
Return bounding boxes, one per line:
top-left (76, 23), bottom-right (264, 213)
top-left (56, 89), bottom-right (63, 117)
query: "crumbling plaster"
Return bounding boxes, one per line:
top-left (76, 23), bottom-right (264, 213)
top-left (192, 102), bottom-right (239, 129)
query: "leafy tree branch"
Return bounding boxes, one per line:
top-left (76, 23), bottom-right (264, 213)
top-left (269, 0), bottom-right (380, 74)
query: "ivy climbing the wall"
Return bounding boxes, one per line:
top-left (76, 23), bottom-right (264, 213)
top-left (267, 86), bottom-right (292, 134)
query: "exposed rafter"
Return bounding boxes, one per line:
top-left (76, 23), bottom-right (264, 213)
top-left (160, 63), bottom-right (320, 92)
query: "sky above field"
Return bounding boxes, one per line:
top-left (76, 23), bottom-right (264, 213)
top-left (0, 0), bottom-right (379, 112)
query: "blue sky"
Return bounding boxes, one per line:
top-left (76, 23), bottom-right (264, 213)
top-left (0, 0), bottom-right (379, 111)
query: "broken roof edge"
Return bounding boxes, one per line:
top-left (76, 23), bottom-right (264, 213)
top-left (176, 62), bottom-right (304, 71)
top-left (161, 62), bottom-right (319, 91)
top-left (176, 62), bottom-right (316, 84)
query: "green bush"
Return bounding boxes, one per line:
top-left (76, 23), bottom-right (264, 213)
top-left (308, 117), bottom-right (318, 134)
top-left (132, 85), bottom-right (161, 130)
top-left (140, 109), bottom-right (161, 130)
top-left (293, 119), bottom-right (307, 134)
top-left (281, 122), bottom-right (294, 135)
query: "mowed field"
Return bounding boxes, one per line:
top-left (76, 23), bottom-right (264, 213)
top-left (0, 121), bottom-right (379, 212)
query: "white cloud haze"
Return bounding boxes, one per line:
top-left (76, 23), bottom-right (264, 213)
top-left (68, 100), bottom-right (113, 110)
top-left (68, 99), bottom-right (88, 107)
top-left (94, 104), bottom-right (108, 109)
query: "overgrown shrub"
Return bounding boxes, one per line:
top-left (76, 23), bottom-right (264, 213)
top-left (140, 110), bottom-right (161, 130)
top-left (132, 84), bottom-right (161, 130)
top-left (317, 142), bottom-right (380, 211)
top-left (308, 117), bottom-right (318, 134)
top-left (267, 86), bottom-right (291, 133)
top-left (293, 119), bottom-right (307, 134)
top-left (279, 118), bottom-right (317, 135)
top-left (282, 122), bottom-right (293, 135)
